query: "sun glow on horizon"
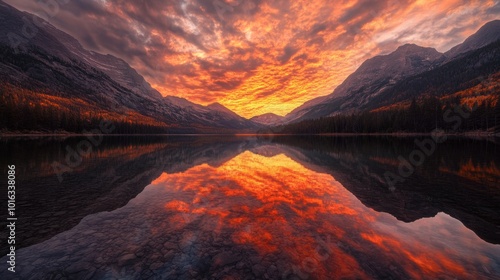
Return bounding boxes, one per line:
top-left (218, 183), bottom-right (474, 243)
top-left (5, 0), bottom-right (499, 118)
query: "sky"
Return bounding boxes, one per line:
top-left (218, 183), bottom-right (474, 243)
top-left (5, 0), bottom-right (500, 118)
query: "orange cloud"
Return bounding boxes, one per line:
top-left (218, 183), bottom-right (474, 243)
top-left (148, 0), bottom-right (499, 118)
top-left (6, 0), bottom-right (499, 118)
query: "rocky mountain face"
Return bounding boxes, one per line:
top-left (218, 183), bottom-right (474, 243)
top-left (284, 44), bottom-right (443, 123)
top-left (0, 1), bottom-right (259, 133)
top-left (38, 20), bottom-right (164, 103)
top-left (445, 20), bottom-right (500, 59)
top-left (250, 113), bottom-right (285, 126)
top-left (331, 44), bottom-right (443, 99)
top-left (207, 102), bottom-right (245, 120)
top-left (283, 20), bottom-right (500, 124)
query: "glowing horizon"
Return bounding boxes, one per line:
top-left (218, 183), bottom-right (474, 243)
top-left (6, 0), bottom-right (499, 118)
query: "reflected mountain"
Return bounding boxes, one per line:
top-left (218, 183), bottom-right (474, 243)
top-left (0, 136), bottom-right (499, 279)
top-left (0, 136), bottom-right (262, 254)
top-left (270, 136), bottom-right (500, 244)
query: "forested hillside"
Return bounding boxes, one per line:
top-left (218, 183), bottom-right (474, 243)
top-left (274, 95), bottom-right (500, 134)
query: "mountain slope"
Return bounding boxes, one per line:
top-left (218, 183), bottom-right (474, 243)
top-left (39, 20), bottom-right (163, 102)
top-left (284, 44), bottom-right (443, 123)
top-left (250, 113), bottom-right (285, 126)
top-left (284, 20), bottom-right (500, 124)
top-left (332, 44), bottom-right (443, 99)
top-left (161, 97), bottom-right (259, 129)
top-left (445, 20), bottom-right (500, 59)
top-left (207, 102), bottom-right (243, 120)
top-left (0, 2), bottom-right (258, 133)
top-left (366, 40), bottom-right (500, 111)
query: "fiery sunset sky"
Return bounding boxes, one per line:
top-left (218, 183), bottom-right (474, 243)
top-left (6, 0), bottom-right (500, 117)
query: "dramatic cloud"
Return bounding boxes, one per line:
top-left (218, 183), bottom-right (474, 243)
top-left (6, 0), bottom-right (499, 117)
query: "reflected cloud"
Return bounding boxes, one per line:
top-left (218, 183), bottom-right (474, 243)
top-left (2, 139), bottom-right (499, 279)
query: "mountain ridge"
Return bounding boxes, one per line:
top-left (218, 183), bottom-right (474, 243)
top-left (250, 113), bottom-right (285, 126)
top-left (445, 20), bottom-right (500, 59)
top-left (283, 43), bottom-right (444, 123)
top-left (0, 1), bottom-right (498, 133)
top-left (0, 2), bottom-right (260, 133)
top-left (282, 20), bottom-right (500, 124)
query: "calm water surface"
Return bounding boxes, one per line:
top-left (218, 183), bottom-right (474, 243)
top-left (0, 136), bottom-right (499, 279)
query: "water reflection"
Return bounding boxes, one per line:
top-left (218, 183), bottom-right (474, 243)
top-left (0, 136), bottom-right (499, 279)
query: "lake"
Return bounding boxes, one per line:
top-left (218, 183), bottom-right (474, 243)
top-left (0, 136), bottom-right (499, 279)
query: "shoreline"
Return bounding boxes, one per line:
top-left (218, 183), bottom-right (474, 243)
top-left (1, 132), bottom-right (498, 137)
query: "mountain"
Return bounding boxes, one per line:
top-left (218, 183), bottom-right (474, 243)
top-left (271, 137), bottom-right (500, 244)
top-left (207, 102), bottom-right (243, 120)
top-left (360, 40), bottom-right (500, 112)
top-left (333, 44), bottom-right (443, 99)
top-left (164, 95), bottom-right (201, 108)
top-left (161, 97), bottom-right (257, 129)
top-left (284, 44), bottom-right (443, 123)
top-left (445, 20), bottom-right (500, 59)
top-left (283, 20), bottom-right (500, 124)
top-left (250, 113), bottom-right (285, 126)
top-left (38, 19), bottom-right (164, 103)
top-left (0, 136), bottom-right (262, 253)
top-left (0, 1), bottom-right (258, 133)
top-left (283, 96), bottom-right (328, 124)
